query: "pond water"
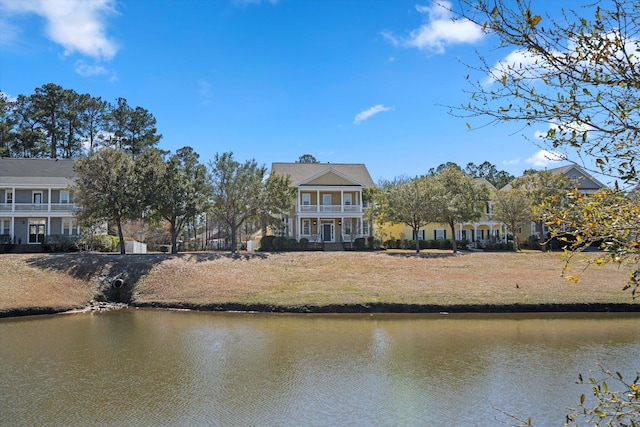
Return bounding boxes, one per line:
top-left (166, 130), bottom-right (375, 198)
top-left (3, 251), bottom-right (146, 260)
top-left (1, 309), bottom-right (639, 426)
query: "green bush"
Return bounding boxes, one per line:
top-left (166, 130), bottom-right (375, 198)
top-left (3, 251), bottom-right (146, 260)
top-left (43, 234), bottom-right (79, 252)
top-left (273, 236), bottom-right (287, 251)
top-left (299, 237), bottom-right (309, 250)
top-left (456, 239), bottom-right (469, 250)
top-left (260, 235), bottom-right (276, 251)
top-left (367, 236), bottom-right (375, 249)
top-left (286, 238), bottom-right (299, 250)
top-left (438, 239), bottom-right (452, 250)
top-left (79, 234), bottom-right (116, 252)
top-left (354, 237), bottom-right (366, 250)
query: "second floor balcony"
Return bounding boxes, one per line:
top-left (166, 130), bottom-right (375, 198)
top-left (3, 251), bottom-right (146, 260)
top-left (0, 202), bottom-right (79, 214)
top-left (297, 203), bottom-right (366, 213)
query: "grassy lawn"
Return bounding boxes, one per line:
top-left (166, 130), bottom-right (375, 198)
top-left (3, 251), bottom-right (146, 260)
top-left (2, 249), bottom-right (637, 316)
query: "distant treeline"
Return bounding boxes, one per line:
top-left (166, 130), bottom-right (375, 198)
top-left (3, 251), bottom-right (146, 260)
top-left (0, 83), bottom-right (160, 159)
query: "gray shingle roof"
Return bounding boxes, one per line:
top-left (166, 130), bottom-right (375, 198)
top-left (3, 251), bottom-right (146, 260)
top-left (0, 157), bottom-right (77, 186)
top-left (271, 162), bottom-right (375, 187)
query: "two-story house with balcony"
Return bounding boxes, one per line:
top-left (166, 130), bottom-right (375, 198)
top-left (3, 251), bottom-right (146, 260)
top-left (382, 178), bottom-right (507, 247)
top-left (270, 162), bottom-right (376, 246)
top-left (0, 157), bottom-right (80, 246)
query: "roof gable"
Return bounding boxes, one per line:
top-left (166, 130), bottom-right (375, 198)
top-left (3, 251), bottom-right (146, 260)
top-left (271, 162), bottom-right (375, 188)
top-left (301, 168), bottom-right (360, 186)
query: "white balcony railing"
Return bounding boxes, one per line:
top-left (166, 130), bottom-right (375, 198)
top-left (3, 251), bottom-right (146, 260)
top-left (0, 203), bottom-right (78, 213)
top-left (297, 204), bottom-right (363, 213)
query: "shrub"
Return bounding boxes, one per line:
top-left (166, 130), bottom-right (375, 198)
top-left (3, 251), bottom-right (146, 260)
top-left (438, 239), bottom-right (452, 250)
top-left (260, 235), bottom-right (276, 251)
top-left (299, 237), bottom-right (309, 250)
top-left (286, 238), bottom-right (299, 250)
top-left (456, 239), bottom-right (470, 250)
top-left (43, 234), bottom-right (79, 252)
top-left (79, 234), bottom-right (116, 252)
top-left (367, 236), bottom-right (375, 249)
top-left (273, 236), bottom-right (287, 251)
top-left (354, 237), bottom-right (365, 250)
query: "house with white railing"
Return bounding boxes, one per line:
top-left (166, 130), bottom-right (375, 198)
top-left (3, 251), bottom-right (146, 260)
top-left (0, 157), bottom-right (80, 245)
top-left (270, 163), bottom-right (376, 246)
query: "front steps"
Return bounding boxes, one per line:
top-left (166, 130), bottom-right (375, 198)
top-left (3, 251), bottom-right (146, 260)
top-left (323, 242), bottom-right (344, 252)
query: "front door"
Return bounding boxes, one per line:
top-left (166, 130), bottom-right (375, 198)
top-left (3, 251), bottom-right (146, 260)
top-left (28, 223), bottom-right (45, 243)
top-left (322, 223), bottom-right (333, 242)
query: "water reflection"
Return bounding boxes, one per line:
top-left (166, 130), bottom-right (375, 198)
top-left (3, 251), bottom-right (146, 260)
top-left (1, 310), bottom-right (639, 426)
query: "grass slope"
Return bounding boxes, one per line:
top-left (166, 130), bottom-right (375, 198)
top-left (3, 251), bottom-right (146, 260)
top-left (1, 250), bottom-right (637, 316)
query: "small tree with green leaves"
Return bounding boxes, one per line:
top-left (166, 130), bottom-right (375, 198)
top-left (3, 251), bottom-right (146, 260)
top-left (433, 166), bottom-right (490, 253)
top-left (492, 188), bottom-right (533, 251)
top-left (74, 148), bottom-right (141, 254)
top-left (139, 147), bottom-right (211, 254)
top-left (378, 176), bottom-right (441, 253)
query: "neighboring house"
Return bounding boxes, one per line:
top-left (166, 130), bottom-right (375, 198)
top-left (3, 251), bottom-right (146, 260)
top-left (0, 158), bottom-right (80, 245)
top-left (383, 178), bottom-right (508, 247)
top-left (270, 163), bottom-right (376, 244)
top-left (509, 164), bottom-right (607, 244)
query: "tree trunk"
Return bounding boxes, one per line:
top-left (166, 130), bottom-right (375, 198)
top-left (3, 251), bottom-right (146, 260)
top-left (170, 220), bottom-right (178, 254)
top-left (117, 219), bottom-right (126, 254)
top-left (538, 219), bottom-right (546, 252)
top-left (449, 221), bottom-right (457, 253)
top-left (414, 227), bottom-right (420, 253)
top-left (230, 224), bottom-right (238, 253)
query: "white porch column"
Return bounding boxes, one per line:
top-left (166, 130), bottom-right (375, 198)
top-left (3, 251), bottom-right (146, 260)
top-left (11, 187), bottom-right (15, 212)
top-left (341, 190), bottom-right (344, 212)
top-left (316, 190), bottom-right (320, 211)
top-left (297, 189), bottom-right (301, 214)
top-left (473, 225), bottom-right (478, 241)
top-left (48, 188), bottom-right (52, 212)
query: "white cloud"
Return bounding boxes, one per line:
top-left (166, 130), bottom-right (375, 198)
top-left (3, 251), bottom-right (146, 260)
top-left (353, 104), bottom-right (392, 125)
top-left (533, 121), bottom-right (593, 140)
top-left (0, 0), bottom-right (119, 61)
top-left (383, 1), bottom-right (484, 54)
top-left (502, 158), bottom-right (520, 166)
top-left (484, 49), bottom-right (543, 87)
top-left (526, 150), bottom-right (565, 167)
top-left (1, 91), bottom-right (17, 102)
top-left (75, 61), bottom-right (108, 77)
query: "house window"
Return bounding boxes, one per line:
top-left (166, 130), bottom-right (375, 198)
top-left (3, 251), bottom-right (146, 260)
top-left (33, 191), bottom-right (43, 204)
top-left (434, 229), bottom-right (446, 240)
top-left (6, 192), bottom-right (12, 204)
top-left (571, 174), bottom-right (578, 181)
top-left (344, 194), bottom-right (352, 206)
top-left (363, 220), bottom-right (370, 236)
top-left (62, 218), bottom-right (77, 235)
top-left (302, 193), bottom-right (311, 208)
top-left (363, 199), bottom-right (369, 208)
top-left (1, 218), bottom-right (10, 235)
top-left (344, 219), bottom-right (352, 235)
top-left (60, 190), bottom-right (69, 204)
top-left (302, 219), bottom-right (311, 235)
top-left (323, 194), bottom-right (332, 211)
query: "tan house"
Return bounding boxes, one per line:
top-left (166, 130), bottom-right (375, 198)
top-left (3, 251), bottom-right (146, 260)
top-left (270, 163), bottom-right (376, 245)
top-left (0, 157), bottom-right (80, 246)
top-left (382, 178), bottom-right (508, 248)
top-left (510, 164), bottom-right (607, 244)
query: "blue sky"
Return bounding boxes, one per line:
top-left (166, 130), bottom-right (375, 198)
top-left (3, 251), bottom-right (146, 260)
top-left (0, 0), bottom-right (576, 183)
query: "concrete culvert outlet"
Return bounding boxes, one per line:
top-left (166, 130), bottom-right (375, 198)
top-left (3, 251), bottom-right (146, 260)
top-left (113, 278), bottom-right (125, 289)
